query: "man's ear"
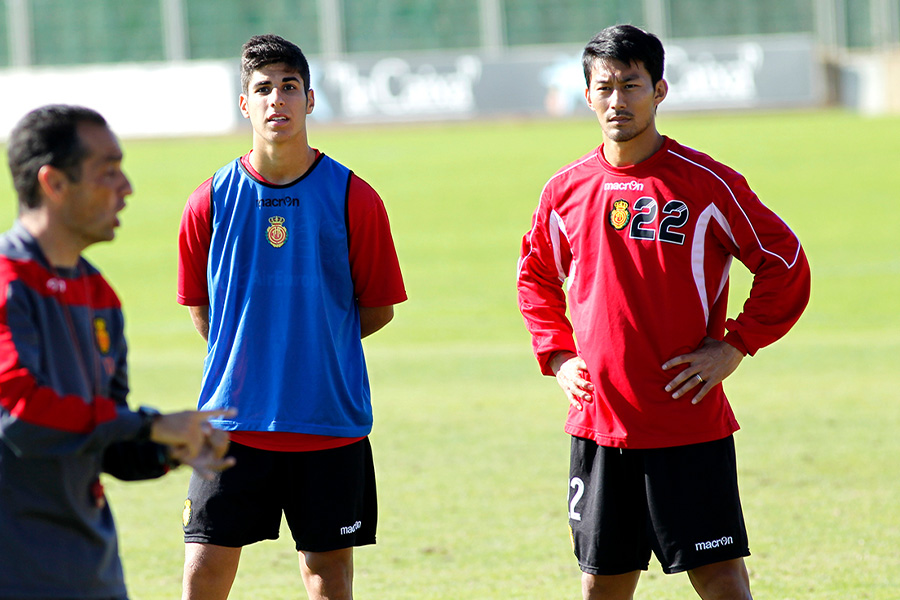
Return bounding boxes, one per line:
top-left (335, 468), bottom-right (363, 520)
top-left (654, 79), bottom-right (669, 105)
top-left (239, 94), bottom-right (250, 119)
top-left (306, 89), bottom-right (315, 115)
top-left (36, 165), bottom-right (69, 206)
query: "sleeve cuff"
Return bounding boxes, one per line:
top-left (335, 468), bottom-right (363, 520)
top-left (722, 331), bottom-right (749, 356)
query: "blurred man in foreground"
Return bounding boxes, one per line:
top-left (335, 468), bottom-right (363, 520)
top-left (0, 104), bottom-right (235, 600)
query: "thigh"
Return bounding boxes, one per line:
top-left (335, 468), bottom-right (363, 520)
top-left (644, 436), bottom-right (750, 574)
top-left (568, 436), bottom-right (651, 576)
top-left (183, 442), bottom-right (284, 547)
top-left (283, 438), bottom-right (377, 553)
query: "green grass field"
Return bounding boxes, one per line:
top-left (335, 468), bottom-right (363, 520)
top-left (2, 109), bottom-right (899, 599)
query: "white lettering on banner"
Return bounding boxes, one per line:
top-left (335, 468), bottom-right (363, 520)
top-left (326, 56), bottom-right (482, 118)
top-left (666, 43), bottom-right (764, 104)
top-left (603, 181), bottom-right (644, 192)
top-left (694, 536), bottom-right (735, 551)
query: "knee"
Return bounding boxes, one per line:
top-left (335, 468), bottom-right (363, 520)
top-left (301, 548), bottom-right (354, 598)
top-left (688, 559), bottom-right (752, 600)
top-left (582, 571), bottom-right (640, 600)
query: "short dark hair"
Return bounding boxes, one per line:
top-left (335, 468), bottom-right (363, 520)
top-left (6, 104), bottom-right (107, 209)
top-left (240, 34), bottom-right (311, 94)
top-left (582, 25), bottom-right (665, 87)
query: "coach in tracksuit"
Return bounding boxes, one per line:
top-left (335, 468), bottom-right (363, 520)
top-left (0, 105), bottom-right (233, 600)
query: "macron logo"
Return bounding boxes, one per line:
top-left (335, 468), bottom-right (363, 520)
top-left (340, 521), bottom-right (362, 535)
top-left (695, 536), bottom-right (734, 551)
top-left (603, 181), bottom-right (644, 192)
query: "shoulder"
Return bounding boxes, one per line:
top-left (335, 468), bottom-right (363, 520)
top-left (79, 258), bottom-right (121, 310)
top-left (535, 147), bottom-right (603, 211)
top-left (542, 147), bottom-right (602, 198)
top-left (184, 176), bottom-right (214, 220)
top-left (662, 139), bottom-right (747, 187)
top-left (348, 172), bottom-right (381, 207)
top-left (549, 147), bottom-right (600, 182)
top-left (0, 223), bottom-right (40, 262)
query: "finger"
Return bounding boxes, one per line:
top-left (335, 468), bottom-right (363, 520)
top-left (169, 445), bottom-right (195, 464)
top-left (665, 370), bottom-right (697, 394)
top-left (184, 453), bottom-right (236, 480)
top-left (661, 354), bottom-right (692, 371)
top-left (572, 378), bottom-right (593, 400)
top-left (197, 408), bottom-right (237, 421)
top-left (570, 395), bottom-right (583, 411)
top-left (206, 429), bottom-right (231, 459)
top-left (670, 373), bottom-right (703, 400)
top-left (691, 380), bottom-right (714, 405)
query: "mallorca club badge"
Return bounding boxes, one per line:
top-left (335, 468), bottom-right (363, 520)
top-left (266, 215), bottom-right (287, 248)
top-left (93, 317), bottom-right (110, 354)
top-left (182, 499), bottom-right (192, 527)
top-left (608, 199), bottom-right (631, 231)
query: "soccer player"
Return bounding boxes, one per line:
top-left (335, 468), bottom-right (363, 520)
top-left (0, 104), bottom-right (234, 600)
top-left (177, 35), bottom-right (407, 600)
top-left (516, 25), bottom-right (810, 599)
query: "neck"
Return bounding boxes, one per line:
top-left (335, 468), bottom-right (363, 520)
top-left (19, 211), bottom-right (83, 268)
top-left (250, 137), bottom-right (316, 185)
top-left (602, 130), bottom-right (665, 168)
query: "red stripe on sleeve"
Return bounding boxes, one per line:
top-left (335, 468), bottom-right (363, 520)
top-left (1, 258), bottom-right (120, 309)
top-left (0, 258), bottom-right (120, 434)
top-left (0, 367), bottom-right (119, 433)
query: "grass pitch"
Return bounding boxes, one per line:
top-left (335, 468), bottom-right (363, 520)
top-left (2, 110), bottom-right (899, 599)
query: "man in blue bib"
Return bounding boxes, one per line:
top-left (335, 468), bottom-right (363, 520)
top-left (177, 35), bottom-right (407, 600)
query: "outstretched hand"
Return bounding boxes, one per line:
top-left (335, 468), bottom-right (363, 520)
top-left (150, 409), bottom-right (236, 479)
top-left (662, 337), bottom-right (744, 404)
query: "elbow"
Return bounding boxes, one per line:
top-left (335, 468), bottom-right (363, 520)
top-left (360, 305), bottom-right (394, 338)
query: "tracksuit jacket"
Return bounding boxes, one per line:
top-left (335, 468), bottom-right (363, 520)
top-left (0, 222), bottom-right (171, 599)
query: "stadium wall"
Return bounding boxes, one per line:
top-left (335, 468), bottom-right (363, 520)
top-left (0, 34), bottom-right (837, 140)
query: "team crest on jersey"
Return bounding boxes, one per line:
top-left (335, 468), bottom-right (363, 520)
top-left (608, 199), bottom-right (631, 230)
top-left (94, 318), bottom-right (110, 354)
top-left (266, 216), bottom-right (288, 248)
top-left (182, 499), bottom-right (192, 527)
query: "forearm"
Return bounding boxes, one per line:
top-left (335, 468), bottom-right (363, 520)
top-left (189, 305), bottom-right (210, 341)
top-left (359, 305), bottom-right (394, 338)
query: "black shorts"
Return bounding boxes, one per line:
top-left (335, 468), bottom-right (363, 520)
top-left (183, 438), bottom-right (377, 553)
top-left (568, 435), bottom-right (749, 575)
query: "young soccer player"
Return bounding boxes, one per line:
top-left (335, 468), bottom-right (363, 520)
top-left (177, 35), bottom-right (406, 600)
top-left (516, 25), bottom-right (810, 599)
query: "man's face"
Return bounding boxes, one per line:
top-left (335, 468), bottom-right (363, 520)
top-left (585, 58), bottom-right (667, 144)
top-left (60, 123), bottom-right (131, 245)
top-left (239, 63), bottom-right (314, 144)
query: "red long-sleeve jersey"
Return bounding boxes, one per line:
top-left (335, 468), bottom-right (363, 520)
top-left (517, 137), bottom-right (810, 449)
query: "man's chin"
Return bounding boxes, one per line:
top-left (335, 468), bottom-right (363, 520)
top-left (605, 129), bottom-right (637, 143)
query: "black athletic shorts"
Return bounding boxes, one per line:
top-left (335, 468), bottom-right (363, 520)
top-left (183, 438), bottom-right (377, 552)
top-left (568, 435), bottom-right (750, 575)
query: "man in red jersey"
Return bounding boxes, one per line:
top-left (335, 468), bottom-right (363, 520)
top-left (177, 35), bottom-right (406, 600)
top-left (517, 25), bottom-right (810, 599)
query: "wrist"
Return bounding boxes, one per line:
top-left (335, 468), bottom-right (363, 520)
top-left (159, 444), bottom-right (182, 470)
top-left (549, 350), bottom-right (577, 374)
top-left (136, 406), bottom-right (161, 442)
